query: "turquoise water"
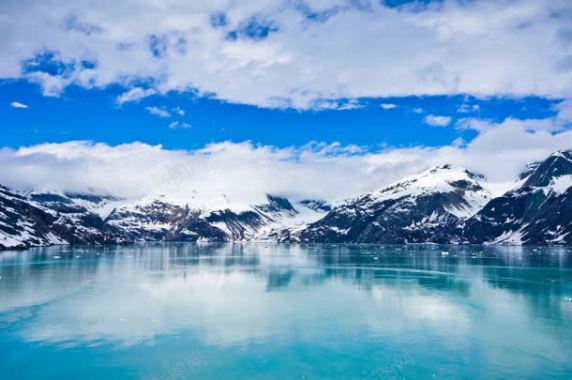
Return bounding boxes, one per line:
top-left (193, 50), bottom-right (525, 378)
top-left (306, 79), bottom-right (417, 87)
top-left (0, 244), bottom-right (571, 379)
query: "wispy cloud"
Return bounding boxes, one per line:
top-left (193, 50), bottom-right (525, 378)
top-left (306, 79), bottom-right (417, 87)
top-left (337, 100), bottom-right (364, 111)
top-left (146, 106), bottom-right (171, 118)
top-left (457, 99), bottom-right (572, 133)
top-left (116, 88), bottom-right (157, 105)
top-left (424, 115), bottom-right (452, 127)
top-left (10, 101), bottom-right (29, 109)
top-left (310, 99), bottom-right (364, 111)
top-left (380, 103), bottom-right (397, 110)
top-left (168, 121), bottom-right (192, 129)
top-left (457, 104), bottom-right (480, 113)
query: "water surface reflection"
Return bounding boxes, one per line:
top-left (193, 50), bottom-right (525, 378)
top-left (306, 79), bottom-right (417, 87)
top-left (0, 244), bottom-right (571, 379)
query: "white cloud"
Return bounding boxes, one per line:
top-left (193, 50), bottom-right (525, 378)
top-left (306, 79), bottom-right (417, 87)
top-left (146, 106), bottom-right (170, 118)
top-left (173, 107), bottom-right (185, 116)
top-left (380, 103), bottom-right (397, 109)
top-left (116, 87), bottom-right (157, 105)
top-left (0, 109), bottom-right (570, 206)
top-left (10, 101), bottom-right (28, 109)
top-left (424, 114), bottom-right (452, 127)
top-left (337, 99), bottom-right (364, 110)
top-left (25, 71), bottom-right (71, 97)
top-left (2, 1), bottom-right (572, 109)
top-left (452, 137), bottom-right (466, 148)
top-left (457, 98), bottom-right (572, 133)
top-left (168, 121), bottom-right (191, 129)
top-left (308, 98), bottom-right (364, 111)
top-left (457, 103), bottom-right (480, 113)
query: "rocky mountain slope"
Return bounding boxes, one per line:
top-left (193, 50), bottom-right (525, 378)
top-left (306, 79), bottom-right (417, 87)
top-left (0, 185), bottom-right (65, 248)
top-left (461, 150), bottom-right (572, 245)
top-left (296, 165), bottom-right (493, 244)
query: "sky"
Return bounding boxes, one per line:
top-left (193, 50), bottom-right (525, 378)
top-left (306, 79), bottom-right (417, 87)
top-left (1, 0), bottom-right (572, 205)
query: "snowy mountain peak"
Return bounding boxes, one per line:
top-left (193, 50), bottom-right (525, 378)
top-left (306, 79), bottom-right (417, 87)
top-left (462, 149), bottom-right (572, 245)
top-left (366, 164), bottom-right (488, 206)
top-left (523, 149), bottom-right (572, 188)
top-left (551, 149), bottom-right (572, 161)
top-left (258, 195), bottom-right (297, 215)
top-left (427, 164), bottom-right (485, 180)
top-left (297, 163), bottom-right (492, 244)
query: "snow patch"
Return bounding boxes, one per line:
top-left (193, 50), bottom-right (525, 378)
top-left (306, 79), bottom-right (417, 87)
top-left (549, 175), bottom-right (572, 195)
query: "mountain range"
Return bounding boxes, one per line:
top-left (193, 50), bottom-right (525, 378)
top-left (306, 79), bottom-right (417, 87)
top-left (1, 150), bottom-right (571, 249)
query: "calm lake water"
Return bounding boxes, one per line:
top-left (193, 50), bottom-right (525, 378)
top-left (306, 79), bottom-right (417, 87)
top-left (0, 243), bottom-right (571, 379)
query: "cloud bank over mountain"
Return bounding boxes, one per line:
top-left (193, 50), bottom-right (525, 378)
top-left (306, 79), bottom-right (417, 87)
top-left (1, 114), bottom-right (570, 206)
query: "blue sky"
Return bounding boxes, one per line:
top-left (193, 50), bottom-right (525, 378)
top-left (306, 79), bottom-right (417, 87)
top-left (1, 0), bottom-right (570, 153)
top-left (1, 79), bottom-right (559, 150)
top-left (1, 0), bottom-right (571, 201)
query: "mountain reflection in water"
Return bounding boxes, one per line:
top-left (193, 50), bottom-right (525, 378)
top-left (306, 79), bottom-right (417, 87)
top-left (0, 243), bottom-right (571, 379)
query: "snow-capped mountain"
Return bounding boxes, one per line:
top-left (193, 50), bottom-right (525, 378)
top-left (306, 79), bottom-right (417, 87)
top-left (1, 150), bottom-right (571, 249)
top-left (462, 150), bottom-right (572, 245)
top-left (103, 194), bottom-right (324, 242)
top-left (0, 189), bottom-right (328, 249)
top-left (0, 185), bottom-right (65, 248)
top-left (296, 165), bottom-right (492, 243)
top-left (0, 189), bottom-right (126, 248)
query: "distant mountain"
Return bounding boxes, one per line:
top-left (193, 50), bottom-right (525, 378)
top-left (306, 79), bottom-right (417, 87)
top-left (103, 194), bottom-right (320, 242)
top-left (461, 150), bottom-right (572, 245)
top-left (296, 165), bottom-right (492, 244)
top-left (1, 150), bottom-right (571, 249)
top-left (0, 189), bottom-right (328, 249)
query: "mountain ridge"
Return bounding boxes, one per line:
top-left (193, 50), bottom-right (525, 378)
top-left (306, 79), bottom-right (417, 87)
top-left (1, 150), bottom-right (571, 249)
top-left (296, 164), bottom-right (493, 244)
